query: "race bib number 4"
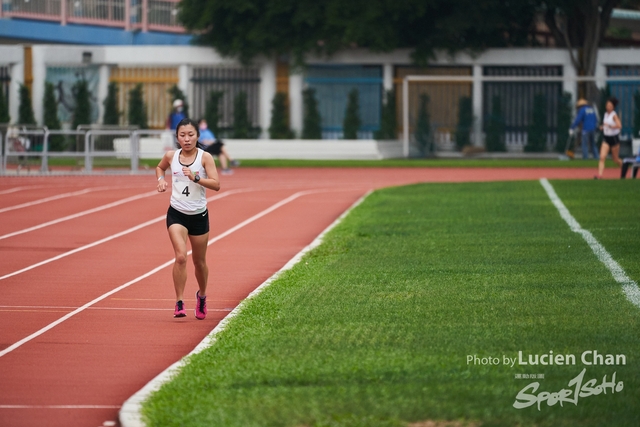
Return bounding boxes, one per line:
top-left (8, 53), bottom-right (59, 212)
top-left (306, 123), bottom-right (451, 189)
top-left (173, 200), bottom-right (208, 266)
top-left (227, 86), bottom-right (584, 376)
top-left (173, 178), bottom-right (198, 201)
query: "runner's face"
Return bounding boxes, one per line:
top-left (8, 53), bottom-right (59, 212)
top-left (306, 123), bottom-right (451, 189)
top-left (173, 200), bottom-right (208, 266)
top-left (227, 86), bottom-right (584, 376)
top-left (606, 101), bottom-right (614, 112)
top-left (177, 124), bottom-right (198, 151)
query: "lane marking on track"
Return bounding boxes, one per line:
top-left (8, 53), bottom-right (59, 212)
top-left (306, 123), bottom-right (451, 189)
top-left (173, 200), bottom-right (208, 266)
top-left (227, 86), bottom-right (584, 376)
top-left (0, 187), bottom-right (35, 195)
top-left (0, 191), bottom-right (158, 241)
top-left (540, 178), bottom-right (640, 308)
top-left (0, 189), bottom-right (252, 281)
top-left (0, 189), bottom-right (340, 358)
top-left (119, 189), bottom-right (374, 427)
top-left (0, 187), bottom-right (114, 214)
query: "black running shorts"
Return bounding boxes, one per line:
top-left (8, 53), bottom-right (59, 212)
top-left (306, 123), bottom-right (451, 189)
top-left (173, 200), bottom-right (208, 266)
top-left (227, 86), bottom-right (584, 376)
top-left (603, 134), bottom-right (620, 147)
top-left (166, 206), bottom-right (210, 236)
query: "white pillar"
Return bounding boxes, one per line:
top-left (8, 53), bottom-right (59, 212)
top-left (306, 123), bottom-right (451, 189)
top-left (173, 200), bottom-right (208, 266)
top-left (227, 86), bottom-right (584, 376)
top-left (472, 64), bottom-right (483, 146)
top-left (289, 72), bottom-right (303, 136)
top-left (383, 63), bottom-right (393, 92)
top-left (178, 64), bottom-right (189, 97)
top-left (97, 64), bottom-right (110, 124)
top-left (259, 59), bottom-right (276, 139)
top-left (31, 46), bottom-right (46, 125)
top-left (9, 61), bottom-right (22, 124)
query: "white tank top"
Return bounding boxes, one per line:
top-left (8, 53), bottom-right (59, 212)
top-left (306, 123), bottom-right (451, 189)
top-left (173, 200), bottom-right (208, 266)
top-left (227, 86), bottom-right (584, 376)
top-left (603, 111), bottom-right (620, 136)
top-left (170, 148), bottom-right (208, 214)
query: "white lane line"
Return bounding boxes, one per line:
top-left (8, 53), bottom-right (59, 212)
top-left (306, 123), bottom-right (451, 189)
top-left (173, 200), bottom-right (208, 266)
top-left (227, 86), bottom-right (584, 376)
top-left (0, 405), bottom-right (120, 409)
top-left (0, 191), bottom-right (158, 241)
top-left (0, 190), bottom-right (247, 282)
top-left (540, 178), bottom-right (640, 308)
top-left (0, 187), bottom-right (33, 195)
top-left (0, 189), bottom-right (325, 358)
top-left (0, 187), bottom-right (112, 214)
top-left (119, 189), bottom-right (373, 427)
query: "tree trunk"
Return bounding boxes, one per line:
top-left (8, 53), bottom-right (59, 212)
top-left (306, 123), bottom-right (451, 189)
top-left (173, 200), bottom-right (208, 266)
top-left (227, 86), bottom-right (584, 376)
top-left (544, 0), bottom-right (619, 103)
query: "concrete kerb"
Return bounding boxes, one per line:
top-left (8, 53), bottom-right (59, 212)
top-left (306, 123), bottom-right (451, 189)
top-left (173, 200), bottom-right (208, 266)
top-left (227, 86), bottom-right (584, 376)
top-left (118, 190), bottom-right (374, 427)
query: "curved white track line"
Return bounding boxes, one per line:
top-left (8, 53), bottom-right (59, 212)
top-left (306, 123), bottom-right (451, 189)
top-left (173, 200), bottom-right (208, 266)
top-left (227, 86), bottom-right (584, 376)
top-left (540, 178), bottom-right (640, 308)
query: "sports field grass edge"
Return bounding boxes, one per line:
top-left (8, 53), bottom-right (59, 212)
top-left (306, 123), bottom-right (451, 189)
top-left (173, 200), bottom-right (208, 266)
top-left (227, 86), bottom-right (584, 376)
top-left (141, 180), bottom-right (640, 427)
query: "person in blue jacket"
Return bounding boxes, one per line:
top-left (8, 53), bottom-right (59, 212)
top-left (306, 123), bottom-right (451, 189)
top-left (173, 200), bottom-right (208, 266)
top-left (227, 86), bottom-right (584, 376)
top-left (570, 98), bottom-right (599, 159)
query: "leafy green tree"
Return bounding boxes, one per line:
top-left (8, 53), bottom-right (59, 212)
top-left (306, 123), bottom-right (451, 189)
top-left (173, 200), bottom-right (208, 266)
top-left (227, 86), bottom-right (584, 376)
top-left (0, 85), bottom-right (9, 123)
top-left (375, 89), bottom-right (396, 140)
top-left (178, 0), bottom-right (537, 65)
top-left (168, 84), bottom-right (189, 118)
top-left (525, 93), bottom-right (548, 152)
top-left (455, 96), bottom-right (473, 151)
top-left (18, 84), bottom-right (36, 125)
top-left (204, 90), bottom-right (224, 136)
top-left (232, 91), bottom-right (252, 138)
top-left (72, 79), bottom-right (92, 129)
top-left (485, 96), bottom-right (506, 152)
top-left (556, 91), bottom-right (573, 153)
top-left (43, 82), bottom-right (65, 151)
top-left (542, 0), bottom-right (621, 101)
top-left (343, 88), bottom-right (361, 139)
top-left (269, 92), bottom-right (294, 139)
top-left (302, 88), bottom-right (322, 139)
top-left (415, 93), bottom-right (432, 155)
top-left (128, 84), bottom-right (148, 129)
top-left (103, 82), bottom-right (121, 125)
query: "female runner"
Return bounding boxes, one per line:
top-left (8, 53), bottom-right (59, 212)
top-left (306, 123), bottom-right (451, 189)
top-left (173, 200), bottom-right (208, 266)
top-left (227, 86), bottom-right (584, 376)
top-left (156, 118), bottom-right (220, 319)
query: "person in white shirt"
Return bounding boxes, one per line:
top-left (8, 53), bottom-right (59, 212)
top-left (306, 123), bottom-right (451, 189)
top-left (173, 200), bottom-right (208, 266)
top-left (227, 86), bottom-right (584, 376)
top-left (597, 97), bottom-right (623, 179)
top-left (155, 118), bottom-right (220, 319)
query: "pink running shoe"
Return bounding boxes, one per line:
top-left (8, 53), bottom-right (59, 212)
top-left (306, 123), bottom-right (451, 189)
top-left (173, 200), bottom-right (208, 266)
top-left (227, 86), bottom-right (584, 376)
top-left (195, 291), bottom-right (207, 320)
top-left (174, 300), bottom-right (186, 317)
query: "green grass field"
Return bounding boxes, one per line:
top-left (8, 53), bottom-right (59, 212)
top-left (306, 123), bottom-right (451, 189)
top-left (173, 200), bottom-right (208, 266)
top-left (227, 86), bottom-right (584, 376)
top-left (142, 179), bottom-right (640, 427)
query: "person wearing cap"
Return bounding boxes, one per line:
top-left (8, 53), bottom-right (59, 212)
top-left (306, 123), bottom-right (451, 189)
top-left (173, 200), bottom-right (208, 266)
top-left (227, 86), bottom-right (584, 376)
top-left (570, 98), bottom-right (599, 159)
top-left (166, 99), bottom-right (186, 131)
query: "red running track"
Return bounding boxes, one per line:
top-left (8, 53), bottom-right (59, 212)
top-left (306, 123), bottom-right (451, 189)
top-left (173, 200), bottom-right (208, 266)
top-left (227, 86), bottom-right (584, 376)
top-left (0, 167), bottom-right (610, 427)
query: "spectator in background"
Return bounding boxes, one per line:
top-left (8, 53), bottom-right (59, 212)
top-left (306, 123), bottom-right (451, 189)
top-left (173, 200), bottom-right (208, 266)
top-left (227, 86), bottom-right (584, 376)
top-left (198, 118), bottom-right (239, 175)
top-left (166, 99), bottom-right (186, 131)
top-left (570, 98), bottom-right (599, 160)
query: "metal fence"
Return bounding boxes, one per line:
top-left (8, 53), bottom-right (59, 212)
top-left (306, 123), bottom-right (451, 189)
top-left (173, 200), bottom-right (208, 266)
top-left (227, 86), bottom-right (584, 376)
top-left (1, 126), bottom-right (174, 174)
top-left (190, 67), bottom-right (261, 138)
top-left (400, 74), bottom-right (640, 158)
top-left (0, 0), bottom-right (183, 32)
top-left (305, 65), bottom-right (383, 139)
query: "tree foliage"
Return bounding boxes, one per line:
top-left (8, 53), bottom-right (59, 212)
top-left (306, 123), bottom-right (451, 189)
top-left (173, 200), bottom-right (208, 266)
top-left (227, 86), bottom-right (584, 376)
top-left (302, 88), bottom-right (322, 139)
top-left (43, 82), bottom-right (65, 151)
top-left (485, 96), bottom-right (506, 152)
top-left (375, 89), bottom-right (397, 140)
top-left (455, 96), bottom-right (473, 151)
top-left (556, 91), bottom-right (573, 153)
top-left (232, 91), bottom-right (255, 138)
top-left (525, 93), bottom-right (548, 152)
top-left (103, 82), bottom-right (121, 126)
top-left (204, 90), bottom-right (224, 136)
top-left (128, 84), bottom-right (148, 129)
top-left (178, 0), bottom-right (538, 65)
top-left (343, 89), bottom-right (361, 139)
top-left (269, 92), bottom-right (294, 139)
top-left (72, 79), bottom-right (92, 129)
top-left (415, 94), bottom-right (433, 155)
top-left (0, 85), bottom-right (9, 123)
top-left (18, 84), bottom-right (36, 125)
